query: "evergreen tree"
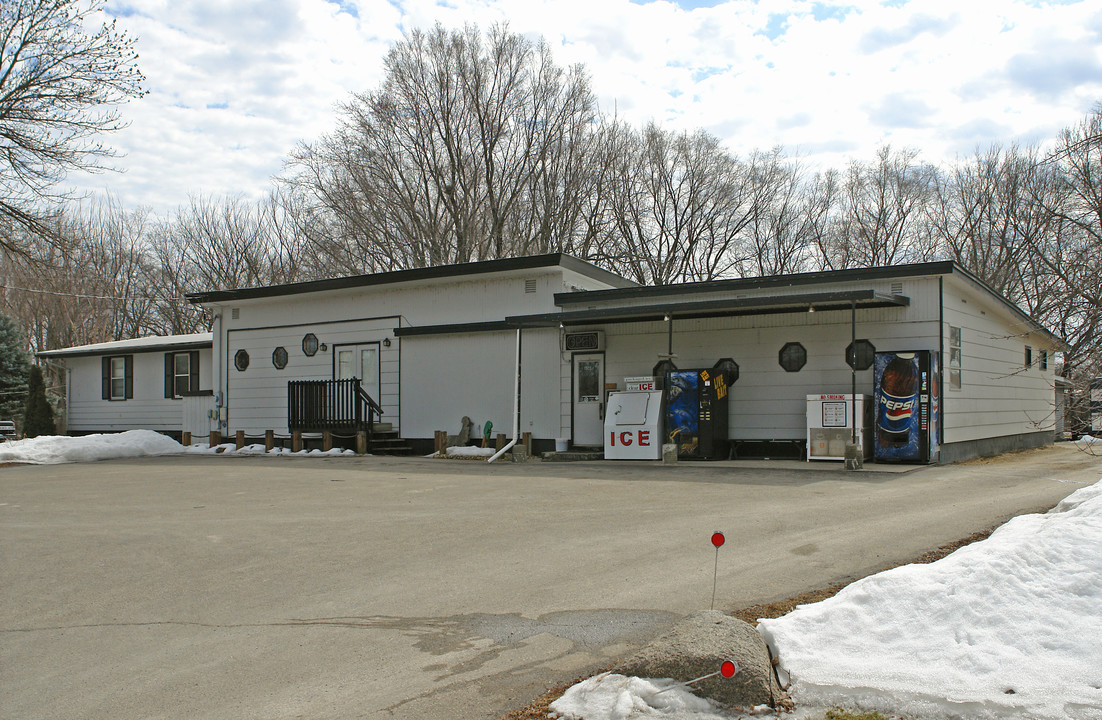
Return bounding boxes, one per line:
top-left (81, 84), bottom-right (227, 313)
top-left (0, 314), bottom-right (32, 425)
top-left (23, 365), bottom-right (56, 437)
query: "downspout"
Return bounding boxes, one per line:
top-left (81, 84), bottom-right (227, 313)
top-left (488, 328), bottom-right (522, 463)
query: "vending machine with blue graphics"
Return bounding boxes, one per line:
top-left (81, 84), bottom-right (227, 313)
top-left (874, 350), bottom-right (940, 463)
top-left (665, 368), bottom-right (730, 459)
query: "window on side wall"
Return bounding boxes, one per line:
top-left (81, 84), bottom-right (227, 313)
top-left (948, 325), bottom-right (962, 390)
top-left (1024, 345), bottom-right (1033, 369)
top-left (165, 351), bottom-right (200, 398)
top-left (102, 355), bottom-right (133, 401)
top-left (1040, 349), bottom-right (1048, 371)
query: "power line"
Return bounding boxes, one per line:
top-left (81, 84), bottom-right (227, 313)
top-left (0, 284), bottom-right (195, 304)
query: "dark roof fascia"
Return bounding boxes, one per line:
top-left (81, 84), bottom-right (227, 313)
top-left (187, 254), bottom-right (636, 305)
top-left (37, 339), bottom-right (212, 359)
top-left (394, 320), bottom-right (514, 338)
top-left (554, 262), bottom-right (955, 306)
top-left (510, 290), bottom-right (909, 328)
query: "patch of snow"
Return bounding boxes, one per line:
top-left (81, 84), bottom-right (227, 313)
top-left (445, 445), bottom-right (495, 458)
top-left (550, 673), bottom-right (731, 720)
top-left (0, 430), bottom-right (183, 465)
top-left (758, 477), bottom-right (1102, 720)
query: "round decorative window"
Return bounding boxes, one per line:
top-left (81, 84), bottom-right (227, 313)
top-left (234, 349), bottom-right (250, 372)
top-left (713, 357), bottom-right (740, 384)
top-left (302, 333), bottom-right (319, 357)
top-left (778, 342), bottom-right (807, 372)
top-left (846, 339), bottom-right (876, 371)
top-left (272, 346), bottom-right (288, 370)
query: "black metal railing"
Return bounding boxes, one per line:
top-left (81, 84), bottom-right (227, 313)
top-left (288, 378), bottom-right (383, 434)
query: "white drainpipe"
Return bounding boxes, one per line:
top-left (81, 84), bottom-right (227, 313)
top-left (488, 328), bottom-right (521, 463)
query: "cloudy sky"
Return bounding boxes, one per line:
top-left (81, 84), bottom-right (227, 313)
top-left (67, 0), bottom-right (1102, 217)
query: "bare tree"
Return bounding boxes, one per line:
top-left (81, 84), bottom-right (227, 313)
top-left (0, 0), bottom-right (145, 248)
top-left (600, 122), bottom-right (753, 285)
top-left (818, 146), bottom-right (937, 269)
top-left (288, 23), bottom-right (598, 272)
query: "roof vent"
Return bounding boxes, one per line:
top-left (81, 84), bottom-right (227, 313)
top-left (891, 282), bottom-right (903, 295)
top-left (231, 308), bottom-right (240, 320)
top-left (524, 278), bottom-right (537, 294)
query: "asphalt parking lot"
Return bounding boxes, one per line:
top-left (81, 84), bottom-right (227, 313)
top-left (2, 446), bottom-right (1100, 720)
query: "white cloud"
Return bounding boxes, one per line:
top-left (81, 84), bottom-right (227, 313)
top-left (64, 0), bottom-right (1102, 216)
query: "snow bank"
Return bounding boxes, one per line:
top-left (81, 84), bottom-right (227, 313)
top-left (758, 478), bottom-right (1102, 720)
top-left (183, 443), bottom-right (356, 457)
top-left (0, 430), bottom-right (183, 465)
top-left (550, 673), bottom-right (733, 720)
top-left (443, 445), bottom-right (495, 458)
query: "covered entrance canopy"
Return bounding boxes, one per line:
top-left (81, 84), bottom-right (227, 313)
top-left (505, 289), bottom-right (909, 327)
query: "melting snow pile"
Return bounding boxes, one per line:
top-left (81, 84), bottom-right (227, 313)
top-left (758, 478), bottom-right (1102, 720)
top-left (550, 673), bottom-right (733, 720)
top-left (442, 445), bottom-right (496, 458)
top-left (0, 430), bottom-right (184, 465)
top-left (183, 443), bottom-right (355, 457)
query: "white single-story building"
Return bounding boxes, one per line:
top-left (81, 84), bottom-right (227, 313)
top-left (39, 254), bottom-right (1064, 463)
top-left (38, 333), bottom-right (213, 437)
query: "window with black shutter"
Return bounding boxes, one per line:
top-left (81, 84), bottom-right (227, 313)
top-left (165, 351), bottom-right (201, 398)
top-left (104, 355), bottom-right (133, 400)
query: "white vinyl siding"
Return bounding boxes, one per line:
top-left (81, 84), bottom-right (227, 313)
top-left (940, 276), bottom-right (1057, 444)
top-left (65, 351), bottom-right (211, 433)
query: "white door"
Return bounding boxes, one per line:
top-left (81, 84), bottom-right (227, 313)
top-left (336, 343), bottom-right (381, 403)
top-left (572, 353), bottom-right (605, 446)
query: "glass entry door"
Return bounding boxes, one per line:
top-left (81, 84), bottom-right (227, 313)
top-left (572, 353), bottom-right (605, 447)
top-left (336, 343), bottom-right (380, 403)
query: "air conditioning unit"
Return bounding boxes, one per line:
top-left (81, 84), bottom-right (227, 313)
top-left (564, 330), bottom-right (605, 352)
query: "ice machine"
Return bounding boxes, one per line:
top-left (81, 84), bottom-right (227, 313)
top-left (604, 377), bottom-right (663, 460)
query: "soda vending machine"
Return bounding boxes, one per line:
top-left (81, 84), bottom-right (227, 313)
top-left (665, 368), bottom-right (730, 459)
top-left (874, 351), bottom-right (940, 463)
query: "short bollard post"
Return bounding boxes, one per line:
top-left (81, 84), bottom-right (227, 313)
top-left (265, 430), bottom-right (274, 452)
top-left (522, 431), bottom-right (532, 454)
top-left (496, 433), bottom-right (506, 450)
top-left (235, 430), bottom-right (245, 449)
top-left (292, 431), bottom-right (302, 453)
top-left (182, 431), bottom-right (191, 447)
top-left (356, 430), bottom-right (368, 455)
top-left (323, 431), bottom-right (333, 451)
top-left (210, 430), bottom-right (221, 448)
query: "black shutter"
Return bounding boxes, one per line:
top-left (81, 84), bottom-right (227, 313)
top-left (102, 357), bottom-right (110, 400)
top-left (165, 353), bottom-right (174, 398)
top-left (124, 355), bottom-right (134, 399)
top-left (189, 350), bottom-right (200, 392)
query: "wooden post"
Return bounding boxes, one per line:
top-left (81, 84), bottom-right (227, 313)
top-left (209, 430), bottom-right (221, 448)
top-left (323, 431), bottom-right (333, 451)
top-left (235, 430), bottom-right (245, 449)
top-left (182, 431), bottom-right (191, 447)
top-left (434, 430), bottom-right (445, 453)
top-left (496, 433), bottom-right (506, 450)
top-left (356, 430), bottom-right (368, 455)
top-left (265, 430), bottom-right (274, 452)
top-left (522, 432), bottom-right (532, 454)
top-left (292, 431), bottom-right (302, 453)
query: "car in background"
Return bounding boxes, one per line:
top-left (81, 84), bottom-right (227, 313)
top-left (0, 421), bottom-right (18, 442)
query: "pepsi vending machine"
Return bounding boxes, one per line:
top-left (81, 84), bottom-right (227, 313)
top-left (874, 351), bottom-right (940, 463)
top-left (665, 368), bottom-right (730, 459)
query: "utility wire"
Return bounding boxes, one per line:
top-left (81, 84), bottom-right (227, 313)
top-left (0, 283), bottom-right (194, 304)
